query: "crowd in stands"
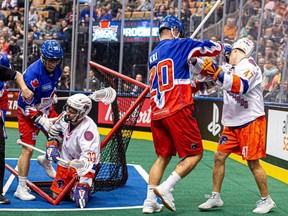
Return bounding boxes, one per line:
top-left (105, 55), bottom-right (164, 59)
top-left (0, 0), bottom-right (287, 102)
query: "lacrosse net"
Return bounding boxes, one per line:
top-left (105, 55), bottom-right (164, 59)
top-left (89, 61), bottom-right (149, 192)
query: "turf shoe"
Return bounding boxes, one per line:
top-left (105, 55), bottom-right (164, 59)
top-left (14, 185), bottom-right (36, 201)
top-left (37, 155), bottom-right (56, 179)
top-left (0, 194), bottom-right (10, 204)
top-left (253, 196), bottom-right (276, 214)
top-left (198, 193), bottom-right (224, 210)
top-left (153, 185), bottom-right (175, 212)
top-left (142, 199), bottom-right (162, 214)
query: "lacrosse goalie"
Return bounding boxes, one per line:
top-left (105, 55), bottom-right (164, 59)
top-left (38, 93), bottom-right (100, 208)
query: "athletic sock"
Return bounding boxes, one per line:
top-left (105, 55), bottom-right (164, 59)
top-left (147, 185), bottom-right (157, 200)
top-left (18, 176), bottom-right (27, 187)
top-left (162, 171), bottom-right (181, 191)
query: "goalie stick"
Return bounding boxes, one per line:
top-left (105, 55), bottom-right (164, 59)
top-left (17, 139), bottom-right (94, 177)
top-left (190, 0), bottom-right (223, 39)
top-left (57, 87), bottom-right (116, 105)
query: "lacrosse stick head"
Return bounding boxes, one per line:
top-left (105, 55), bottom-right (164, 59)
top-left (69, 159), bottom-right (94, 177)
top-left (88, 87), bottom-right (116, 105)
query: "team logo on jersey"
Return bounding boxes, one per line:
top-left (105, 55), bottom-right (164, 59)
top-left (56, 179), bottom-right (64, 189)
top-left (84, 131), bottom-right (94, 141)
top-left (42, 82), bottom-right (52, 92)
top-left (219, 136), bottom-right (228, 145)
top-left (30, 78), bottom-right (39, 89)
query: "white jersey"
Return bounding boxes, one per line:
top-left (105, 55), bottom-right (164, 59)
top-left (220, 57), bottom-right (265, 127)
top-left (60, 116), bottom-right (100, 165)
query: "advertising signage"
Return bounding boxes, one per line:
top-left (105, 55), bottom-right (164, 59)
top-left (92, 20), bottom-right (159, 42)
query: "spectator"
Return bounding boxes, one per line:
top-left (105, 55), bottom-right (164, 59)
top-left (1, 0), bottom-right (16, 10)
top-left (80, 3), bottom-right (97, 25)
top-left (0, 11), bottom-right (5, 22)
top-left (7, 36), bottom-right (21, 58)
top-left (0, 36), bottom-right (9, 54)
top-left (1, 27), bottom-right (11, 41)
top-left (36, 14), bottom-right (46, 32)
top-left (31, 25), bottom-right (41, 39)
top-left (13, 20), bottom-right (24, 39)
top-left (154, 4), bottom-right (167, 20)
top-left (180, 1), bottom-right (191, 31)
top-left (98, 7), bottom-right (112, 22)
top-left (275, 79), bottom-right (288, 103)
top-left (224, 17), bottom-right (237, 42)
top-left (28, 6), bottom-right (38, 29)
top-left (58, 19), bottom-right (72, 52)
top-left (110, 0), bottom-right (122, 19)
top-left (9, 6), bottom-right (22, 22)
top-left (6, 14), bottom-right (15, 31)
top-left (262, 59), bottom-right (278, 96)
top-left (83, 69), bottom-right (101, 92)
top-left (40, 19), bottom-right (56, 40)
top-left (136, 0), bottom-right (152, 12)
top-left (58, 65), bottom-right (71, 90)
top-left (264, 45), bottom-right (277, 60)
top-left (132, 73), bottom-right (143, 94)
top-left (26, 33), bottom-right (40, 66)
top-left (257, 57), bottom-right (265, 72)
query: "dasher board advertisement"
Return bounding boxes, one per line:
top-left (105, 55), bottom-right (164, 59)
top-left (267, 109), bottom-right (288, 161)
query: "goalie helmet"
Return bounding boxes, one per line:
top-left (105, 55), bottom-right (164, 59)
top-left (231, 37), bottom-right (254, 57)
top-left (65, 94), bottom-right (92, 122)
top-left (159, 15), bottom-right (184, 37)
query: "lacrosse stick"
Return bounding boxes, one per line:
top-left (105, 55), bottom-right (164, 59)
top-left (190, 0), bottom-right (223, 39)
top-left (17, 139), bottom-right (93, 177)
top-left (57, 87), bottom-right (117, 105)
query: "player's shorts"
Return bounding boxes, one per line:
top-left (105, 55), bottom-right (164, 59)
top-left (17, 108), bottom-right (58, 145)
top-left (218, 116), bottom-right (266, 160)
top-left (151, 105), bottom-right (203, 158)
top-left (51, 165), bottom-right (77, 195)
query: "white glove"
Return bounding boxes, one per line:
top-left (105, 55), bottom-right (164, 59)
top-left (34, 115), bottom-right (52, 132)
top-left (52, 94), bottom-right (58, 104)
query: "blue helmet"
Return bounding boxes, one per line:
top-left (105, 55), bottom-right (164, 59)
top-left (0, 53), bottom-right (10, 68)
top-left (159, 15), bottom-right (184, 34)
top-left (41, 40), bottom-right (63, 61)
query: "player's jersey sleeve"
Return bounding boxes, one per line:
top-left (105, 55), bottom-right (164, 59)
top-left (18, 60), bottom-right (62, 118)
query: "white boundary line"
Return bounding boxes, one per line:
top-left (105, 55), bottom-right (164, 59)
top-left (3, 159), bottom-right (149, 211)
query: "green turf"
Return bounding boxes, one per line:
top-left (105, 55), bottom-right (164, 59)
top-left (2, 128), bottom-right (287, 216)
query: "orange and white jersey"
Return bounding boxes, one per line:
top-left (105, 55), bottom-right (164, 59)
top-left (60, 116), bottom-right (100, 165)
top-left (220, 57), bottom-right (265, 126)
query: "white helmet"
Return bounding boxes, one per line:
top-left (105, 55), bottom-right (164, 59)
top-left (65, 93), bottom-right (92, 122)
top-left (232, 37), bottom-right (254, 57)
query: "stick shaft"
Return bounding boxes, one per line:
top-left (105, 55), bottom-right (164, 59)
top-left (190, 0), bottom-right (222, 39)
top-left (17, 139), bottom-right (68, 164)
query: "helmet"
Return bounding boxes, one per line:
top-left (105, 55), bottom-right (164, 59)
top-left (65, 93), bottom-right (92, 122)
top-left (0, 53), bottom-right (10, 68)
top-left (41, 40), bottom-right (63, 61)
top-left (232, 37), bottom-right (254, 57)
top-left (159, 15), bottom-right (184, 35)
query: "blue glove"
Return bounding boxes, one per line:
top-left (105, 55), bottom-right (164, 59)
top-left (223, 43), bottom-right (232, 63)
top-left (71, 183), bottom-right (90, 208)
top-left (45, 140), bottom-right (59, 163)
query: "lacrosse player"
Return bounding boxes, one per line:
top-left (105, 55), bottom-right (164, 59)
top-left (39, 93), bottom-right (100, 208)
top-left (14, 40), bottom-right (63, 201)
top-left (143, 14), bottom-right (224, 213)
top-left (195, 37), bottom-right (276, 214)
top-left (0, 54), bottom-right (33, 204)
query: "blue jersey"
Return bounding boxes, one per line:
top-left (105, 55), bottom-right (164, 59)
top-left (149, 38), bottom-right (222, 120)
top-left (18, 59), bottom-right (62, 117)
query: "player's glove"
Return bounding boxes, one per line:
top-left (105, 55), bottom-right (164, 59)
top-left (71, 182), bottom-right (90, 209)
top-left (45, 139), bottom-right (59, 163)
top-left (52, 93), bottom-right (58, 104)
top-left (202, 57), bottom-right (223, 81)
top-left (33, 114), bottom-right (52, 132)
